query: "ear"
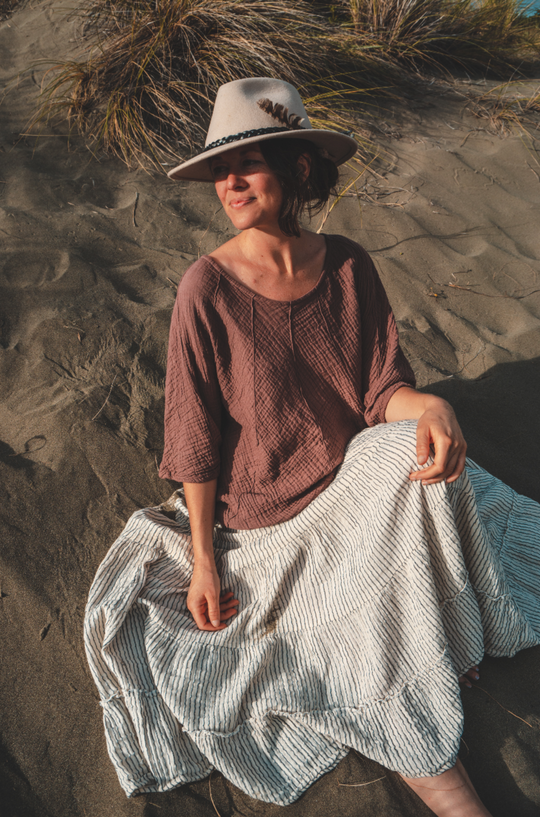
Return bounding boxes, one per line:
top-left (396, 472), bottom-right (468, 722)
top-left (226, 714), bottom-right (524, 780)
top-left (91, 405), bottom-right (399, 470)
top-left (296, 153), bottom-right (311, 182)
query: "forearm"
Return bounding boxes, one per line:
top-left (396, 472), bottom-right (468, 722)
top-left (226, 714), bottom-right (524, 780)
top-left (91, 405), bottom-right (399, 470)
top-left (385, 386), bottom-right (453, 423)
top-left (183, 479), bottom-right (218, 566)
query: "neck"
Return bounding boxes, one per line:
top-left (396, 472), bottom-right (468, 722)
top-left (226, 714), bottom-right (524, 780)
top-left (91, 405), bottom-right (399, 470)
top-left (237, 225), bottom-right (313, 277)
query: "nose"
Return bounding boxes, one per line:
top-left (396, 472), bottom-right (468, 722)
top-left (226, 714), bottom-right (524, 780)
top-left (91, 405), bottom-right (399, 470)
top-left (227, 172), bottom-right (247, 190)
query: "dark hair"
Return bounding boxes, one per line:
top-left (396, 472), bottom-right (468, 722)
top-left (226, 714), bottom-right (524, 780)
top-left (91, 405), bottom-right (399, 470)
top-left (258, 138), bottom-right (339, 237)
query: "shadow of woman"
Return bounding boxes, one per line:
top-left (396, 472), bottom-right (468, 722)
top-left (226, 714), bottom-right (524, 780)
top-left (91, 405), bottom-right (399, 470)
top-left (423, 355), bottom-right (540, 815)
top-left (422, 355), bottom-right (540, 504)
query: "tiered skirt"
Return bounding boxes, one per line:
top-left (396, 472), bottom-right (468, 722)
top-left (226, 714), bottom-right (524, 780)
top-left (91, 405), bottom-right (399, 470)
top-left (84, 420), bottom-right (540, 804)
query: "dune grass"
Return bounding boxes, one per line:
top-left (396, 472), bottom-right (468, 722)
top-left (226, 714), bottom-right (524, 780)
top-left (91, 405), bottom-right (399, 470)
top-left (32, 0), bottom-right (540, 170)
top-left (0, 0), bottom-right (21, 19)
top-left (465, 80), bottom-right (540, 134)
top-left (330, 0), bottom-right (540, 72)
top-left (33, 0), bottom-right (363, 168)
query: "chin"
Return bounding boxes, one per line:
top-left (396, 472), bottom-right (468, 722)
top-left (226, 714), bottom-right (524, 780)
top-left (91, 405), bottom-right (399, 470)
top-left (227, 214), bottom-right (261, 231)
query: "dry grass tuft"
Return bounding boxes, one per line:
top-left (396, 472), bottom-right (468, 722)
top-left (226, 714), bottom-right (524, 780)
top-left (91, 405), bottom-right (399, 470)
top-left (337, 0), bottom-right (540, 72)
top-left (0, 0), bottom-right (22, 20)
top-left (31, 0), bottom-right (540, 170)
top-left (465, 81), bottom-right (540, 134)
top-left (33, 0), bottom-right (365, 169)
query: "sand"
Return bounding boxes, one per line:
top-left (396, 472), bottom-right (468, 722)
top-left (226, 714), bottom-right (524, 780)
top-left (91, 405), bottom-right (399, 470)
top-left (1, 2), bottom-right (540, 816)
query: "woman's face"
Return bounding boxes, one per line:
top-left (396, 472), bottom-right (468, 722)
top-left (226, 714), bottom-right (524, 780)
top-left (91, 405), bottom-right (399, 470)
top-left (210, 144), bottom-right (283, 232)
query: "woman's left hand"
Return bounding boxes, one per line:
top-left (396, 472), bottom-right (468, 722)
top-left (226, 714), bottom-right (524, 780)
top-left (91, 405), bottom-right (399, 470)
top-left (410, 401), bottom-right (467, 485)
top-left (385, 388), bottom-right (467, 485)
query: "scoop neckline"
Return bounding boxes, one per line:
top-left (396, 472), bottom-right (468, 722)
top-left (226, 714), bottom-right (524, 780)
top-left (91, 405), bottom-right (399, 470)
top-left (203, 234), bottom-right (331, 305)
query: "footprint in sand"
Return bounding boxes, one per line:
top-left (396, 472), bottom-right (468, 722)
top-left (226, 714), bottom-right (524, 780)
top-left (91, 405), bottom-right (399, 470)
top-left (80, 183), bottom-right (139, 211)
top-left (1, 249), bottom-right (70, 288)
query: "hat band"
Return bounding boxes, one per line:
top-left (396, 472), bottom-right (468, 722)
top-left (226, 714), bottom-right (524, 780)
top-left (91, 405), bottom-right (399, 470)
top-left (203, 125), bottom-right (305, 153)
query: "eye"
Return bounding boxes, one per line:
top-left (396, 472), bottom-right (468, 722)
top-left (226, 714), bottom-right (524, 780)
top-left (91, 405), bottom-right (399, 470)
top-left (211, 164), bottom-right (228, 179)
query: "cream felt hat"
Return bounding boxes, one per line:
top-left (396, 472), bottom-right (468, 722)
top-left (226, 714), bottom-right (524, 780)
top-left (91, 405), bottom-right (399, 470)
top-left (168, 77), bottom-right (358, 182)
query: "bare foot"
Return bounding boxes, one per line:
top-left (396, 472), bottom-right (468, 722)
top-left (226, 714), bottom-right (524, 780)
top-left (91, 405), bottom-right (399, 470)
top-left (401, 759), bottom-right (492, 816)
top-left (459, 665), bottom-right (480, 689)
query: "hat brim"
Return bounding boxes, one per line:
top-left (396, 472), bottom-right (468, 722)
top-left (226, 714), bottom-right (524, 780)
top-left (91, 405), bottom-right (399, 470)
top-left (167, 129), bottom-right (358, 182)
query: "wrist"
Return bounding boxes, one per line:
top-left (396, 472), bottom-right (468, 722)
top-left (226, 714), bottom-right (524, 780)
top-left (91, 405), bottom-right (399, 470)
top-left (422, 394), bottom-right (453, 415)
top-left (192, 552), bottom-right (216, 571)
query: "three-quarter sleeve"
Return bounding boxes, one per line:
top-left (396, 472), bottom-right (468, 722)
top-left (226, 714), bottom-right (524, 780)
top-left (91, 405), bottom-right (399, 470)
top-left (159, 276), bottom-right (222, 484)
top-left (356, 249), bottom-right (416, 427)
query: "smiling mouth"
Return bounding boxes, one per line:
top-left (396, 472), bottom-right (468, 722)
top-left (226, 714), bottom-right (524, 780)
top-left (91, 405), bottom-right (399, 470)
top-left (229, 198), bottom-right (255, 208)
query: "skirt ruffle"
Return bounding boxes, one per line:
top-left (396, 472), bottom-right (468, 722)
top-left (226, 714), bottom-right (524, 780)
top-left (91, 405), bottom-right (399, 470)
top-left (84, 420), bottom-right (540, 804)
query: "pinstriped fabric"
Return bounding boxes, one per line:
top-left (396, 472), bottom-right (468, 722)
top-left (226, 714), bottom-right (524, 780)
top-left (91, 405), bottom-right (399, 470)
top-left (84, 420), bottom-right (540, 804)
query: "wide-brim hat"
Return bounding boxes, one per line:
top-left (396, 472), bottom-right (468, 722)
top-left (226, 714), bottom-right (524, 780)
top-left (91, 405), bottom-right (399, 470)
top-left (168, 77), bottom-right (358, 182)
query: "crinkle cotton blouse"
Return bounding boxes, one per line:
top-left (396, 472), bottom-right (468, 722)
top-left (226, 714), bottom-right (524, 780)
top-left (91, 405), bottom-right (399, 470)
top-left (159, 235), bottom-right (415, 530)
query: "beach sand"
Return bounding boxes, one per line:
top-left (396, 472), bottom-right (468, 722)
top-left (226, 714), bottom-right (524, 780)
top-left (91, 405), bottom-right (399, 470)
top-left (1, 2), bottom-right (540, 815)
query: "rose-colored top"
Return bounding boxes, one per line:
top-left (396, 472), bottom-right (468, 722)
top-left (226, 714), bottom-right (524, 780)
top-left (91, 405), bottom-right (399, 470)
top-left (159, 235), bottom-right (415, 530)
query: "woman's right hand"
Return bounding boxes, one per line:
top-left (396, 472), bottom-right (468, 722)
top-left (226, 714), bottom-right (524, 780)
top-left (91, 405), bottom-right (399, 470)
top-left (187, 561), bottom-right (239, 631)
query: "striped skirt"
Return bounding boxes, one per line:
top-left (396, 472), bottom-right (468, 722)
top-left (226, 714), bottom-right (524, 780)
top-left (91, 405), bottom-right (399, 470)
top-left (84, 420), bottom-right (540, 805)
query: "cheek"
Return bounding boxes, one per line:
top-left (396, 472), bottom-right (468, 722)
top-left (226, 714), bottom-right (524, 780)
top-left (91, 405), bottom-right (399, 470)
top-left (261, 177), bottom-right (283, 207)
top-left (214, 181), bottom-right (227, 203)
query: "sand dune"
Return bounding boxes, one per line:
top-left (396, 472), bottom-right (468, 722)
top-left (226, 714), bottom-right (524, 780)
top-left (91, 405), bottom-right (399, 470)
top-left (1, 2), bottom-right (540, 816)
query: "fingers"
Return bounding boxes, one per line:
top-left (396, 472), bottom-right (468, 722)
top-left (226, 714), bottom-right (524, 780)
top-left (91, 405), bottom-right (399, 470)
top-left (445, 447), bottom-right (467, 484)
top-left (207, 596), bottom-right (222, 628)
top-left (189, 591), bottom-right (239, 630)
top-left (220, 604), bottom-right (239, 621)
top-left (419, 443), bottom-right (466, 484)
top-left (415, 423), bottom-right (432, 467)
top-left (458, 666), bottom-right (480, 688)
top-left (414, 443), bottom-right (462, 485)
top-left (187, 589), bottom-right (222, 630)
top-left (411, 430), bottom-right (467, 485)
top-left (219, 591), bottom-right (239, 620)
top-left (410, 403), bottom-right (468, 485)
top-left (190, 604), bottom-right (223, 631)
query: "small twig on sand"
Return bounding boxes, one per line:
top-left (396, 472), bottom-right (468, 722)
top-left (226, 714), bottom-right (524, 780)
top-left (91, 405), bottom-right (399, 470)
top-left (460, 128), bottom-right (487, 147)
top-left (473, 685), bottom-right (534, 728)
top-left (338, 775), bottom-right (387, 787)
top-left (91, 374), bottom-right (118, 421)
top-left (132, 190), bottom-right (139, 227)
top-left (63, 324), bottom-right (86, 342)
top-left (208, 771), bottom-right (223, 817)
top-left (528, 163), bottom-right (540, 183)
top-left (445, 283), bottom-right (540, 299)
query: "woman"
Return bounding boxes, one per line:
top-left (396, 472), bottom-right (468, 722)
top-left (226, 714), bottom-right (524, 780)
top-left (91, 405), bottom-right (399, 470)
top-left (85, 79), bottom-right (540, 817)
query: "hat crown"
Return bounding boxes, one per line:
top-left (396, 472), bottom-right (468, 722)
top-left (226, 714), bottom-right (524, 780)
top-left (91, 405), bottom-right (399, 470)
top-left (205, 78), bottom-right (312, 148)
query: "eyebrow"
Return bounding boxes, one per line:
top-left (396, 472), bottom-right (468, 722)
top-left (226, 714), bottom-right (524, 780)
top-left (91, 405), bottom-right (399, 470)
top-left (210, 147), bottom-right (260, 164)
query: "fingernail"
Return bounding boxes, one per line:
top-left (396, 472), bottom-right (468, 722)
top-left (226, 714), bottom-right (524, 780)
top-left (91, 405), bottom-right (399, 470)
top-left (211, 620), bottom-right (220, 627)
